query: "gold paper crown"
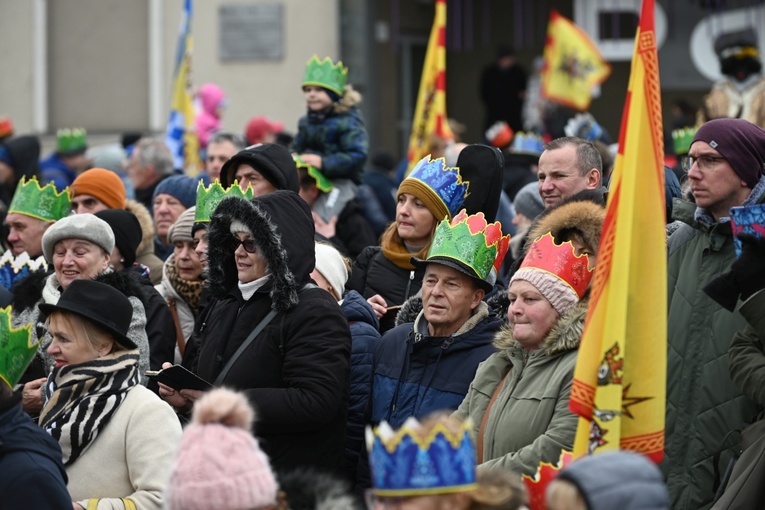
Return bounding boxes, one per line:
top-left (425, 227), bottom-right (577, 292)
top-left (8, 176), bottom-right (71, 222)
top-left (195, 179), bottom-right (254, 223)
top-left (302, 55), bottom-right (349, 96)
top-left (0, 307), bottom-right (37, 389)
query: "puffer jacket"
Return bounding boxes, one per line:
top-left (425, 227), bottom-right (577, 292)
top-left (340, 289), bottom-right (380, 483)
top-left (372, 301), bottom-right (501, 428)
top-left (347, 246), bottom-right (424, 310)
top-left (453, 300), bottom-right (586, 476)
top-left (189, 191), bottom-right (351, 473)
top-left (665, 178), bottom-right (765, 510)
top-left (293, 106), bottom-right (368, 184)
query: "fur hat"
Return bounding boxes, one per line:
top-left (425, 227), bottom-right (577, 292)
top-left (153, 175), bottom-right (198, 208)
top-left (692, 118), bottom-right (765, 188)
top-left (526, 197), bottom-right (606, 256)
top-left (168, 207), bottom-right (196, 244)
top-left (166, 389), bottom-right (278, 510)
top-left (41, 213), bottom-right (115, 263)
top-left (313, 242), bottom-right (349, 300)
top-left (71, 168), bottom-right (126, 210)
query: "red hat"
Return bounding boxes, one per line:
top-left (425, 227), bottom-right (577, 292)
top-left (245, 116), bottom-right (284, 145)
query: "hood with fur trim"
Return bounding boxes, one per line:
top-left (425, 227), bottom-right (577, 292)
top-left (494, 299), bottom-right (588, 356)
top-left (125, 199), bottom-right (155, 258)
top-left (526, 198), bottom-right (606, 255)
top-left (206, 190), bottom-right (315, 311)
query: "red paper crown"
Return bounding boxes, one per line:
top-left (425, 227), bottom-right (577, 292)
top-left (520, 233), bottom-right (593, 299)
top-left (522, 451), bottom-right (574, 510)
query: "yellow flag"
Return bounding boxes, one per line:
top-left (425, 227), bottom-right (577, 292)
top-left (405, 0), bottom-right (452, 174)
top-left (569, 0), bottom-right (666, 463)
top-left (541, 11), bottom-right (611, 112)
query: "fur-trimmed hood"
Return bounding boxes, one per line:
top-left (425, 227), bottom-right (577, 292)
top-left (493, 299), bottom-right (588, 356)
top-left (526, 198), bottom-right (606, 255)
top-left (125, 199), bottom-right (155, 257)
top-left (206, 190), bottom-right (315, 312)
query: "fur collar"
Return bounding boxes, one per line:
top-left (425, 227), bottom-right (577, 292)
top-left (125, 199), bottom-right (156, 258)
top-left (527, 199), bottom-right (606, 254)
top-left (493, 299), bottom-right (588, 356)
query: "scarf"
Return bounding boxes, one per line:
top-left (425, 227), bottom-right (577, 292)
top-left (381, 234), bottom-right (430, 270)
top-left (39, 350), bottom-right (140, 465)
top-left (238, 274), bottom-right (271, 301)
top-left (166, 254), bottom-right (204, 316)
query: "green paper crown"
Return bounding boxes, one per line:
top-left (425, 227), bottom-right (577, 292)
top-left (0, 307), bottom-right (37, 389)
top-left (672, 126), bottom-right (697, 155)
top-left (302, 55), bottom-right (348, 96)
top-left (294, 155), bottom-right (334, 193)
top-left (8, 176), bottom-right (71, 222)
top-left (427, 210), bottom-right (510, 280)
top-left (195, 179), bottom-right (254, 223)
top-left (56, 128), bottom-right (87, 154)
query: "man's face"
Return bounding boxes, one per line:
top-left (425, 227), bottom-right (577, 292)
top-left (60, 153), bottom-right (89, 173)
top-left (422, 264), bottom-right (484, 336)
top-left (537, 145), bottom-right (599, 208)
top-left (687, 141), bottom-right (750, 221)
top-left (206, 140), bottom-right (238, 181)
top-left (127, 149), bottom-right (158, 190)
top-left (5, 213), bottom-right (52, 257)
top-left (234, 164), bottom-right (277, 197)
top-left (71, 194), bottom-right (109, 214)
top-left (153, 194), bottom-right (187, 244)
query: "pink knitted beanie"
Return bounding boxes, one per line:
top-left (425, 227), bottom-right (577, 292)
top-left (166, 389), bottom-right (278, 510)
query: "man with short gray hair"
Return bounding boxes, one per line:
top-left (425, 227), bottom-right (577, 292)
top-left (128, 138), bottom-right (175, 213)
top-left (537, 136), bottom-right (603, 209)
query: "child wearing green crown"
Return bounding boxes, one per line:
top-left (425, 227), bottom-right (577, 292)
top-left (293, 55), bottom-right (369, 187)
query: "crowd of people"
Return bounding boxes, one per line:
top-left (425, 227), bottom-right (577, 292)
top-left (1, 41), bottom-right (765, 510)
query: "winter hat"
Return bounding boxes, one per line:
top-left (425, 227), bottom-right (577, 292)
top-left (166, 389), bottom-right (279, 510)
top-left (153, 175), bottom-right (197, 208)
top-left (71, 168), bottom-right (127, 209)
top-left (42, 213), bottom-right (115, 263)
top-left (245, 116), bottom-right (284, 145)
top-left (513, 182), bottom-right (545, 220)
top-left (219, 143), bottom-right (299, 192)
top-left (314, 242), bottom-right (349, 300)
top-left (168, 207), bottom-right (196, 244)
top-left (692, 118), bottom-right (765, 188)
top-left (94, 209), bottom-right (143, 267)
top-left (555, 451), bottom-right (668, 510)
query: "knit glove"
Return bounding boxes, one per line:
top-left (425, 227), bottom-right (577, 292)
top-left (703, 234), bottom-right (765, 311)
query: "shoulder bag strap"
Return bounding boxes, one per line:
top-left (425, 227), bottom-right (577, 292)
top-left (477, 370), bottom-right (510, 464)
top-left (166, 297), bottom-right (187, 357)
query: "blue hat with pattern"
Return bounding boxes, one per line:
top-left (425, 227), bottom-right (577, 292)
top-left (398, 155), bottom-right (469, 221)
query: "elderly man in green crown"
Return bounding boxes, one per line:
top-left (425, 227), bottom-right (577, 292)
top-left (370, 210), bottom-right (509, 429)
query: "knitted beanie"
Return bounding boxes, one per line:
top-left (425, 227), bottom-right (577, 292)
top-left (513, 181), bottom-right (545, 220)
top-left (153, 175), bottom-right (198, 208)
top-left (168, 207), bottom-right (196, 244)
top-left (71, 168), bottom-right (126, 209)
top-left (94, 209), bottom-right (143, 267)
top-left (692, 118), bottom-right (765, 188)
top-left (510, 267), bottom-right (579, 316)
top-left (314, 242), bottom-right (349, 299)
top-left (41, 213), bottom-right (115, 263)
top-left (166, 389), bottom-right (279, 510)
top-left (397, 179), bottom-right (450, 222)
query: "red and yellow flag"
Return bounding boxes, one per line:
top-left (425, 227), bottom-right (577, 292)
top-left (541, 11), bottom-right (611, 111)
top-left (569, 0), bottom-right (666, 463)
top-left (405, 0), bottom-right (452, 174)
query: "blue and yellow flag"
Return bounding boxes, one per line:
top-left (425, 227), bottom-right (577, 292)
top-left (569, 0), bottom-right (666, 463)
top-left (165, 0), bottom-right (201, 176)
top-left (541, 11), bottom-right (611, 111)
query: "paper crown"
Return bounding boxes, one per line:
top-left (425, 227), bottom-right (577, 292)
top-left (564, 113), bottom-right (604, 142)
top-left (302, 55), bottom-right (348, 96)
top-left (485, 121), bottom-right (514, 149)
top-left (366, 418), bottom-right (477, 496)
top-left (195, 179), bottom-right (254, 223)
top-left (522, 450), bottom-right (574, 510)
top-left (510, 132), bottom-right (545, 157)
top-left (0, 251), bottom-right (48, 291)
top-left (520, 233), bottom-right (593, 299)
top-left (672, 126), bottom-right (697, 156)
top-left (427, 210), bottom-right (510, 279)
top-left (294, 155), bottom-right (333, 192)
top-left (0, 116), bottom-right (14, 139)
top-left (405, 155), bottom-right (469, 219)
top-left (0, 307), bottom-right (38, 389)
top-left (56, 128), bottom-right (87, 154)
top-left (8, 176), bottom-right (71, 222)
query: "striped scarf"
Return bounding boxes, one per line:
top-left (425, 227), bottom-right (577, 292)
top-left (39, 350), bottom-right (140, 465)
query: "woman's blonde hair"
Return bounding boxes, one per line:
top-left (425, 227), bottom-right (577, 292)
top-left (46, 310), bottom-right (123, 356)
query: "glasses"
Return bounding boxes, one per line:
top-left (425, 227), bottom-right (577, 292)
top-left (232, 237), bottom-right (258, 254)
top-left (681, 155), bottom-right (727, 172)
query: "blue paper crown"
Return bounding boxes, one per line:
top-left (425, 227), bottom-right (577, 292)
top-left (366, 418), bottom-right (477, 496)
top-left (510, 132), bottom-right (545, 156)
top-left (0, 252), bottom-right (48, 291)
top-left (405, 156), bottom-right (469, 218)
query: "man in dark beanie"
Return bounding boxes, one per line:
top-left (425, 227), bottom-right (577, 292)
top-left (664, 117), bottom-right (765, 509)
top-left (219, 143), bottom-right (299, 196)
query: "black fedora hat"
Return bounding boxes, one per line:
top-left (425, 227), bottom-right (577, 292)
top-left (411, 256), bottom-right (493, 294)
top-left (39, 279), bottom-right (135, 349)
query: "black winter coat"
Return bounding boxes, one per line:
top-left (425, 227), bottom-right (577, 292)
top-left (347, 246), bottom-right (424, 310)
top-left (330, 199), bottom-right (377, 260)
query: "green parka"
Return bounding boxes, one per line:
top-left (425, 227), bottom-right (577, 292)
top-left (665, 194), bottom-right (764, 510)
top-left (729, 289), bottom-right (765, 410)
top-left (453, 300), bottom-right (586, 476)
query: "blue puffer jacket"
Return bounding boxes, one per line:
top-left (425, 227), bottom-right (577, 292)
top-left (371, 302), bottom-right (501, 428)
top-left (293, 106), bottom-right (369, 184)
top-left (341, 290), bottom-right (380, 482)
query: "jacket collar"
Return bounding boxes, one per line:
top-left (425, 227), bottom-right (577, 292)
top-left (413, 301), bottom-right (490, 340)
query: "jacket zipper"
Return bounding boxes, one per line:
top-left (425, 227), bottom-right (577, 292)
top-left (404, 270), bottom-right (415, 299)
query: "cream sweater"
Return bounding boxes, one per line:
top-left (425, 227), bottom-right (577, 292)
top-left (67, 386), bottom-right (182, 510)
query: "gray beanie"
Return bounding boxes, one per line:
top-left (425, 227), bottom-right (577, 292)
top-left (513, 181), bottom-right (544, 220)
top-left (42, 213), bottom-right (116, 263)
top-left (168, 207), bottom-right (196, 244)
